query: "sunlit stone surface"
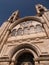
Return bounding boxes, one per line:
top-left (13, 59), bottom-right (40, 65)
top-left (0, 4), bottom-right (49, 65)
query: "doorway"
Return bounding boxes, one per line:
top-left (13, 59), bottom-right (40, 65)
top-left (16, 52), bottom-right (35, 65)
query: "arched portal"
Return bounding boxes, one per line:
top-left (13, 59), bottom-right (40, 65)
top-left (11, 44), bottom-right (40, 65)
top-left (15, 52), bottom-right (35, 65)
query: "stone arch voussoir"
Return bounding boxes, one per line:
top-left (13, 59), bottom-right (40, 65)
top-left (8, 43), bottom-right (41, 60)
top-left (9, 16), bottom-right (43, 30)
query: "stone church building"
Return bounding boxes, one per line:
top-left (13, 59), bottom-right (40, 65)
top-left (0, 4), bottom-right (49, 65)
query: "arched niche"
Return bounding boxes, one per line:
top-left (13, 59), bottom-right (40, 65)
top-left (9, 16), bottom-right (44, 31)
top-left (9, 16), bottom-right (45, 37)
top-left (10, 43), bottom-right (41, 65)
top-left (15, 51), bottom-right (35, 65)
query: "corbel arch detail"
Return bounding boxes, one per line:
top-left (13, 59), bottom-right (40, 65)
top-left (8, 16), bottom-right (46, 37)
top-left (9, 16), bottom-right (43, 30)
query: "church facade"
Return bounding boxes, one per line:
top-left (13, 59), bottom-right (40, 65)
top-left (0, 4), bottom-right (49, 65)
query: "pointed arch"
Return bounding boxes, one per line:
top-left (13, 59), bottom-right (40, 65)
top-left (9, 16), bottom-right (43, 30)
top-left (9, 16), bottom-right (46, 37)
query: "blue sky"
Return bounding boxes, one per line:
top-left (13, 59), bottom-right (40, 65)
top-left (0, 0), bottom-right (49, 25)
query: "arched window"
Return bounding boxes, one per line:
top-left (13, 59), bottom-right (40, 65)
top-left (35, 24), bottom-right (44, 33)
top-left (11, 29), bottom-right (17, 36)
top-left (17, 28), bottom-right (23, 35)
top-left (29, 26), bottom-right (35, 34)
top-left (23, 27), bottom-right (30, 35)
top-left (16, 52), bottom-right (34, 65)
